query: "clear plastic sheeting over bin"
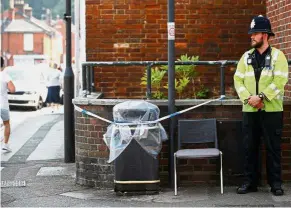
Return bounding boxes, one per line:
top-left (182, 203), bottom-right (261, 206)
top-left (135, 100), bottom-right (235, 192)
top-left (103, 100), bottom-right (168, 163)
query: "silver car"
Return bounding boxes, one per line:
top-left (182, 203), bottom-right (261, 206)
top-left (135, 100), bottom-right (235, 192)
top-left (4, 65), bottom-right (48, 110)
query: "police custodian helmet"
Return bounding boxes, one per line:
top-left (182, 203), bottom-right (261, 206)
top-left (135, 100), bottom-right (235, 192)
top-left (248, 15), bottom-right (275, 36)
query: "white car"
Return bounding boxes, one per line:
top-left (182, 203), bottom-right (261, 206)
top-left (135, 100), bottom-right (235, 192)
top-left (4, 65), bottom-right (48, 110)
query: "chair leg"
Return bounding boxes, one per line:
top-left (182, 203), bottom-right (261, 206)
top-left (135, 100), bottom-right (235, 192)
top-left (220, 151), bottom-right (223, 194)
top-left (174, 153), bottom-right (177, 196)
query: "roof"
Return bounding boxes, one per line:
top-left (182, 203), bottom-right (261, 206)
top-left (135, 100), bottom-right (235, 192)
top-left (30, 17), bottom-right (55, 33)
top-left (37, 20), bottom-right (63, 37)
top-left (2, 10), bottom-right (60, 36)
top-left (52, 19), bottom-right (76, 33)
top-left (4, 19), bottom-right (43, 32)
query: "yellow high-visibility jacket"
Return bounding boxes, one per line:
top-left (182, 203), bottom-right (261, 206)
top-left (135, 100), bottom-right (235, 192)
top-left (234, 47), bottom-right (289, 112)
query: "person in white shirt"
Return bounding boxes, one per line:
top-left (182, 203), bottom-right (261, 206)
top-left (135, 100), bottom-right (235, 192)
top-left (45, 63), bottom-right (62, 113)
top-left (0, 57), bottom-right (15, 152)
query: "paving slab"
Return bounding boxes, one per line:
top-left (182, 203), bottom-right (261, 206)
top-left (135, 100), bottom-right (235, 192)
top-left (36, 166), bottom-right (75, 177)
top-left (27, 120), bottom-right (64, 161)
top-left (1, 115), bottom-right (60, 162)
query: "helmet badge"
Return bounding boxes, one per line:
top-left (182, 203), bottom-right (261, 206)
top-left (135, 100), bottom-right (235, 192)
top-left (250, 19), bottom-right (255, 29)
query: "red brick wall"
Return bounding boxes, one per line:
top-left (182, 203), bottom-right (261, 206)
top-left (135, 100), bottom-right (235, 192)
top-left (267, 0), bottom-right (291, 98)
top-left (74, 102), bottom-right (291, 187)
top-left (2, 33), bottom-right (45, 66)
top-left (86, 0), bottom-right (266, 98)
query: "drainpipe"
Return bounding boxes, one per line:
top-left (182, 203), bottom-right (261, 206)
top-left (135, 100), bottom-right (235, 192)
top-left (78, 0), bottom-right (86, 94)
top-left (74, 0), bottom-right (80, 97)
top-left (0, 0), bottom-right (2, 56)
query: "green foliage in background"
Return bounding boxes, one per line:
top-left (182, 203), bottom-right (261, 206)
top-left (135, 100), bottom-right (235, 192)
top-left (2, 0), bottom-right (75, 23)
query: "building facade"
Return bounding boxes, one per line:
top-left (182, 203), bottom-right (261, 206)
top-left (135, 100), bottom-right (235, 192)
top-left (0, 0), bottom-right (63, 66)
top-left (85, 0), bottom-right (266, 98)
top-left (72, 0), bottom-right (291, 188)
top-left (267, 0), bottom-right (291, 97)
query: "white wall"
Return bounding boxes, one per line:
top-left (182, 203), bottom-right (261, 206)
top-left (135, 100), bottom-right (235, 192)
top-left (74, 0), bottom-right (86, 97)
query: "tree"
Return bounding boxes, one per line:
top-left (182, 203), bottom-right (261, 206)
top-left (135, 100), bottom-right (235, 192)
top-left (2, 0), bottom-right (75, 23)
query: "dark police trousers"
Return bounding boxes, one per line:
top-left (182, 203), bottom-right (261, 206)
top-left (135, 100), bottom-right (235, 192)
top-left (242, 111), bottom-right (283, 188)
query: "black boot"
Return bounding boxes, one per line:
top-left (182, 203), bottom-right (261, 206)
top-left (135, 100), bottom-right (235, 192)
top-left (237, 183), bottom-right (258, 194)
top-left (271, 185), bottom-right (284, 196)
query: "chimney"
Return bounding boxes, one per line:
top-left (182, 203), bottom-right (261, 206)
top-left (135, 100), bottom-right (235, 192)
top-left (9, 0), bottom-right (14, 9)
top-left (14, 0), bottom-right (25, 13)
top-left (8, 0), bottom-right (15, 20)
top-left (24, 4), bottom-right (32, 18)
top-left (41, 14), bottom-right (46, 20)
top-left (45, 8), bottom-right (52, 26)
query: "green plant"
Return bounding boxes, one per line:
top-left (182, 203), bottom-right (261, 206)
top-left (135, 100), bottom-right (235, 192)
top-left (141, 67), bottom-right (166, 99)
top-left (162, 54), bottom-right (199, 99)
top-left (140, 54), bottom-right (203, 99)
top-left (176, 54), bottom-right (199, 78)
top-left (164, 77), bottom-right (190, 99)
top-left (195, 85), bottom-right (210, 99)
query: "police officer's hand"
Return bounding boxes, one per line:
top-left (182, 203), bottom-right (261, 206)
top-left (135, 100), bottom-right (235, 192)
top-left (248, 95), bottom-right (262, 108)
top-left (255, 101), bottom-right (264, 109)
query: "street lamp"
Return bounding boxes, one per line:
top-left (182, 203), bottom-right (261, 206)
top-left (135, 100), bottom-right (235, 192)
top-left (64, 0), bottom-right (75, 163)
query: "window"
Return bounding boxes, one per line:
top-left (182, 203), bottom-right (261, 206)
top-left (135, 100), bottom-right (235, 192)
top-left (24, 33), bottom-right (34, 51)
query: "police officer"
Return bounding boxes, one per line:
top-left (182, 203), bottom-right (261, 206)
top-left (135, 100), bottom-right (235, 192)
top-left (234, 15), bottom-right (288, 196)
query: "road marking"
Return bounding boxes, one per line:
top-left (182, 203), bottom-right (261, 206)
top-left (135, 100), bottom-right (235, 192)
top-left (1, 180), bottom-right (26, 188)
top-left (27, 120), bottom-right (64, 161)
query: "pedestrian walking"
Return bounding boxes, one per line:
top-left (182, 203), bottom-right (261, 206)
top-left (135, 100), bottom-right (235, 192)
top-left (234, 15), bottom-right (289, 196)
top-left (0, 56), bottom-right (15, 152)
top-left (45, 63), bottom-right (62, 113)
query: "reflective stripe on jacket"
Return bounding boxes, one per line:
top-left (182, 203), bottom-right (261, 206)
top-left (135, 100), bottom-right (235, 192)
top-left (234, 47), bottom-right (289, 112)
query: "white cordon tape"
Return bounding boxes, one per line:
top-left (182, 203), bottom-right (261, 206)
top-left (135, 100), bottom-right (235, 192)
top-left (74, 105), bottom-right (114, 124)
top-left (74, 97), bottom-right (223, 126)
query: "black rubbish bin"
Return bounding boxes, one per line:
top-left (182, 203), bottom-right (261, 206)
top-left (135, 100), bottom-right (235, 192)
top-left (114, 139), bottom-right (160, 195)
top-left (107, 101), bottom-right (167, 195)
